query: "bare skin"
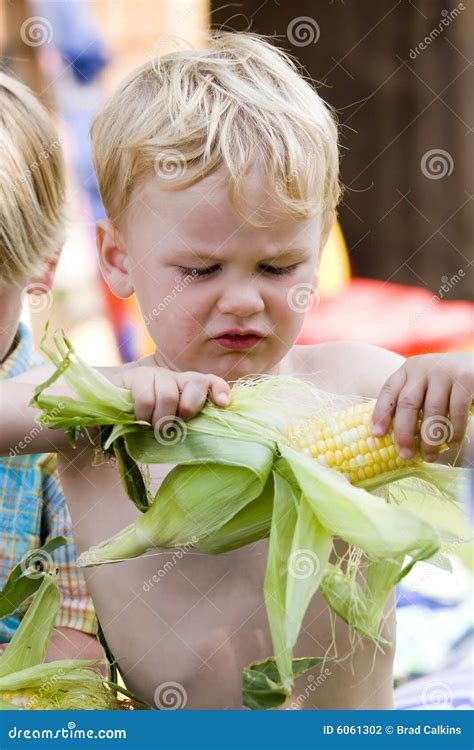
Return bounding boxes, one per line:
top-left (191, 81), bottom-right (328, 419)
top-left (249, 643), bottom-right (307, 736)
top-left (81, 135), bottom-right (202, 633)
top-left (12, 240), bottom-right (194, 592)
top-left (52, 341), bottom-right (401, 710)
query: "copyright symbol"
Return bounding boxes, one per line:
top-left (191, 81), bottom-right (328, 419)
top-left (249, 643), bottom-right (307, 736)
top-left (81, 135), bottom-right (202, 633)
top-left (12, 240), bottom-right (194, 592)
top-left (385, 725), bottom-right (394, 734)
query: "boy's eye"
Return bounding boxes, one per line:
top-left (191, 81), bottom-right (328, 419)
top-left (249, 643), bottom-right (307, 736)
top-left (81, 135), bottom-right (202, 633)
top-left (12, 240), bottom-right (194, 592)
top-left (260, 263), bottom-right (299, 276)
top-left (180, 265), bottom-right (220, 277)
top-left (179, 262), bottom-right (299, 278)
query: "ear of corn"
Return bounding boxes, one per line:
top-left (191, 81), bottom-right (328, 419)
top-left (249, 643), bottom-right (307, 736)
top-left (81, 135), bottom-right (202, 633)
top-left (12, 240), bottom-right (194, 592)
top-left (0, 571), bottom-right (150, 710)
top-left (32, 331), bottom-right (471, 709)
top-left (288, 401), bottom-right (428, 485)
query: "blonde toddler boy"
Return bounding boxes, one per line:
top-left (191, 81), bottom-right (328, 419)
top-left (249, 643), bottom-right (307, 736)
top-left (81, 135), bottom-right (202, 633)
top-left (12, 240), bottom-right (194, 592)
top-left (0, 35), bottom-right (472, 708)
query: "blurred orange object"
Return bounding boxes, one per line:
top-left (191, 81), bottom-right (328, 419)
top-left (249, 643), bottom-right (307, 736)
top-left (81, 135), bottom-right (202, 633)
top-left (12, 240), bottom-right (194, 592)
top-left (297, 277), bottom-right (473, 356)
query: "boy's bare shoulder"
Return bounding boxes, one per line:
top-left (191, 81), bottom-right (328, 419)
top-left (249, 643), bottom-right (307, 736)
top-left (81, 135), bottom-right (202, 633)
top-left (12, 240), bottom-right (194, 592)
top-left (283, 341), bottom-right (405, 398)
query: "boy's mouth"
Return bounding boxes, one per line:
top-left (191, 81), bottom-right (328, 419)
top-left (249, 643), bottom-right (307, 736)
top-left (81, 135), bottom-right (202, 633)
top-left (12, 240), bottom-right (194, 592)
top-left (212, 330), bottom-right (264, 350)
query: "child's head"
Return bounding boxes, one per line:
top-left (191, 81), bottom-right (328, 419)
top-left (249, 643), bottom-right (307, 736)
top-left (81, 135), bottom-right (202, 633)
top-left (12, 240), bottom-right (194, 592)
top-left (0, 73), bottom-right (66, 304)
top-left (92, 32), bottom-right (341, 380)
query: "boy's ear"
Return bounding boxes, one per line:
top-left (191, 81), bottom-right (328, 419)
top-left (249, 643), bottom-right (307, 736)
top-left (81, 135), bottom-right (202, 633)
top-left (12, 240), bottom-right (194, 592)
top-left (96, 220), bottom-right (134, 299)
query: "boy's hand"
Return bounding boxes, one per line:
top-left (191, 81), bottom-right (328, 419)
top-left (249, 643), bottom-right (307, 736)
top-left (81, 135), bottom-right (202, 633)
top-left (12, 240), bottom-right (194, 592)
top-left (371, 353), bottom-right (473, 462)
top-left (113, 367), bottom-right (231, 428)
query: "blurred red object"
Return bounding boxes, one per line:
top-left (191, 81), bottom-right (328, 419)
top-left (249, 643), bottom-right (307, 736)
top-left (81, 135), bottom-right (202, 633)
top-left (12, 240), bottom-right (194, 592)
top-left (297, 278), bottom-right (474, 356)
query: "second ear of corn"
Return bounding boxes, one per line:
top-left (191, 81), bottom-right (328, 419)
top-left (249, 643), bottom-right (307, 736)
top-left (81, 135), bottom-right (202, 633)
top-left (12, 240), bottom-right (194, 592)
top-left (287, 401), bottom-right (438, 485)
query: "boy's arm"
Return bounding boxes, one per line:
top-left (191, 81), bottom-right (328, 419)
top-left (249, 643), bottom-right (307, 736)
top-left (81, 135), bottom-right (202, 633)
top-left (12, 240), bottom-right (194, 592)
top-left (0, 365), bottom-right (85, 455)
top-left (1, 362), bottom-right (231, 458)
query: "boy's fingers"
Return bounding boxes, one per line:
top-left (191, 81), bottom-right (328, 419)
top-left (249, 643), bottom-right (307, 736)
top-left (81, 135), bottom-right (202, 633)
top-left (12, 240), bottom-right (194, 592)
top-left (150, 375), bottom-right (180, 427)
top-left (371, 368), bottom-right (406, 436)
top-left (448, 382), bottom-right (471, 449)
top-left (393, 379), bottom-right (427, 458)
top-left (419, 380), bottom-right (451, 461)
top-left (176, 379), bottom-right (210, 420)
top-left (207, 375), bottom-right (231, 407)
top-left (120, 371), bottom-right (162, 423)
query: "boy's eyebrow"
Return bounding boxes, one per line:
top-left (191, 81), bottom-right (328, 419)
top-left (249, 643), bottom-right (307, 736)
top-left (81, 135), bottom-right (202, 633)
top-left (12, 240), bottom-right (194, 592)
top-left (176, 248), bottom-right (311, 262)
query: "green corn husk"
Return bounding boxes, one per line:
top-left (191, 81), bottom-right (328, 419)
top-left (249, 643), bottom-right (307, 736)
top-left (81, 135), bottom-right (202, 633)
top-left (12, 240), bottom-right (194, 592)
top-left (31, 330), bottom-right (472, 709)
top-left (0, 563), bottom-right (150, 711)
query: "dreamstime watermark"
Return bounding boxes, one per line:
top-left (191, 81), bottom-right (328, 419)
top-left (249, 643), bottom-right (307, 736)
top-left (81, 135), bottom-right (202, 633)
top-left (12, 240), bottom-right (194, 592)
top-left (9, 402), bottom-right (65, 457)
top-left (286, 668), bottom-right (332, 709)
top-left (421, 680), bottom-right (454, 709)
top-left (11, 138), bottom-right (62, 194)
top-left (153, 415), bottom-right (188, 445)
top-left (409, 269), bottom-right (465, 325)
top-left (144, 2), bottom-right (198, 58)
top-left (24, 668), bottom-right (65, 709)
top-left (20, 16), bottom-right (53, 47)
top-left (287, 548), bottom-right (321, 580)
top-left (143, 270), bottom-right (198, 326)
top-left (287, 283), bottom-right (320, 313)
top-left (20, 547), bottom-right (55, 579)
top-left (409, 5), bottom-right (465, 59)
top-left (154, 149), bottom-right (187, 181)
top-left (420, 149), bottom-right (454, 179)
top-left (154, 681), bottom-right (188, 709)
top-left (287, 16), bottom-right (320, 47)
top-left (21, 283), bottom-right (54, 314)
top-left (142, 536), bottom-right (198, 592)
top-left (274, 149), bottom-right (320, 195)
top-left (421, 415), bottom-right (454, 447)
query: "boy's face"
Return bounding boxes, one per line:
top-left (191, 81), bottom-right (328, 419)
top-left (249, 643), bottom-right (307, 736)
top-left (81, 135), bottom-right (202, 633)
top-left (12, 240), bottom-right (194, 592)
top-left (99, 166), bottom-right (328, 381)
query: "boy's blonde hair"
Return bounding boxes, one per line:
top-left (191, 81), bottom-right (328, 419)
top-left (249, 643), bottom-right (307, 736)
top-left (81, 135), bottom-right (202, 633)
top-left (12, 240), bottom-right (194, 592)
top-left (0, 73), bottom-right (66, 289)
top-left (91, 32), bottom-right (341, 229)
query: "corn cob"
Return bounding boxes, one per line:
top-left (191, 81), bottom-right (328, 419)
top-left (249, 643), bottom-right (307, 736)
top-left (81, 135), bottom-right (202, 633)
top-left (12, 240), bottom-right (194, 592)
top-left (287, 401), bottom-right (442, 485)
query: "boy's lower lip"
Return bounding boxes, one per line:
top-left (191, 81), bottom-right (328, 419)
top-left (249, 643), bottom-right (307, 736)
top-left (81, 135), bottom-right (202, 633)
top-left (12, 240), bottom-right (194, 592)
top-left (213, 334), bottom-right (263, 350)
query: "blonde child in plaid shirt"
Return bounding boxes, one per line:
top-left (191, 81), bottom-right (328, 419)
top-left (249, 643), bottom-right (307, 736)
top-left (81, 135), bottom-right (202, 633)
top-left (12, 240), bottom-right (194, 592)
top-left (0, 72), bottom-right (102, 662)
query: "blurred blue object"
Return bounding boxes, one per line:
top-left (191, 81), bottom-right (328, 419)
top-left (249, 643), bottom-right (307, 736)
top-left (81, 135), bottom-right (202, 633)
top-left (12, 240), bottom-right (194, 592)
top-left (33, 0), bottom-right (108, 83)
top-left (395, 665), bottom-right (474, 710)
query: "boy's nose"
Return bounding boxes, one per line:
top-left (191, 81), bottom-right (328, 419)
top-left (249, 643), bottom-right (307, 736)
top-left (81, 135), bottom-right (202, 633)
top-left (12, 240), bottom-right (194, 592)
top-left (216, 283), bottom-right (265, 316)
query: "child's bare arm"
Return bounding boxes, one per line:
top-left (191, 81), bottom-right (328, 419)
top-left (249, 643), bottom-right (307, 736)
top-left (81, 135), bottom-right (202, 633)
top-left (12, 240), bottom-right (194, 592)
top-left (0, 364), bottom-right (231, 457)
top-left (0, 366), bottom-right (74, 456)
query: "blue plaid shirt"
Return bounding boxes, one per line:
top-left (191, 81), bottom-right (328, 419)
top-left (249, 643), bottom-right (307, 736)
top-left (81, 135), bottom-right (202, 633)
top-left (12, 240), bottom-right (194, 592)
top-left (0, 322), bottom-right (98, 645)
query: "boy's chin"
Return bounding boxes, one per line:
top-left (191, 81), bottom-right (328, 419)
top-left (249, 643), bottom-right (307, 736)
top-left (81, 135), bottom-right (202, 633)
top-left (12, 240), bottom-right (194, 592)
top-left (211, 355), bottom-right (276, 382)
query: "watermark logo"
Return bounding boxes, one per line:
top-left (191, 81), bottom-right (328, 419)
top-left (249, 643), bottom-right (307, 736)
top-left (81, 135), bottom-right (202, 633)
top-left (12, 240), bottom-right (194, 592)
top-left (21, 283), bottom-right (53, 314)
top-left (409, 4), bottom-right (466, 59)
top-left (20, 16), bottom-right (53, 47)
top-left (142, 537), bottom-right (198, 591)
top-left (11, 138), bottom-right (63, 194)
top-left (154, 681), bottom-right (188, 710)
top-left (421, 416), bottom-right (454, 447)
top-left (287, 549), bottom-right (320, 579)
top-left (286, 668), bottom-right (332, 709)
top-left (153, 415), bottom-right (188, 445)
top-left (24, 668), bottom-right (65, 710)
top-left (9, 402), bottom-right (65, 457)
top-left (420, 149), bottom-right (454, 179)
top-left (20, 547), bottom-right (55, 579)
top-left (143, 271), bottom-right (198, 326)
top-left (287, 283), bottom-right (319, 313)
top-left (287, 17), bottom-right (320, 47)
top-left (154, 149), bottom-right (187, 181)
top-left (409, 269), bottom-right (465, 325)
top-left (421, 680), bottom-right (454, 709)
